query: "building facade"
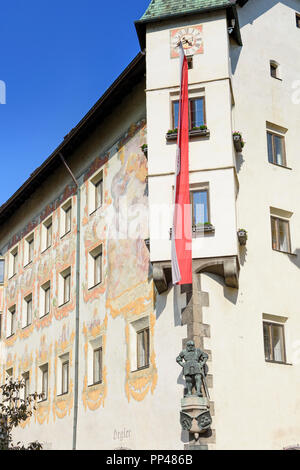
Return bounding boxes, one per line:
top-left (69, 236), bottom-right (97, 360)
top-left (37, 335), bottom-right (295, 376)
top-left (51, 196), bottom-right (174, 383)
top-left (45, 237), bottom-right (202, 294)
top-left (0, 0), bottom-right (300, 450)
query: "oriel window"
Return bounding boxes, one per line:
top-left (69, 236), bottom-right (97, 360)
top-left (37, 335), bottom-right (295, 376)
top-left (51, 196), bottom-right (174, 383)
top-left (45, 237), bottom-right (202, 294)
top-left (271, 216), bottom-right (291, 253)
top-left (137, 327), bottom-right (150, 370)
top-left (263, 322), bottom-right (286, 363)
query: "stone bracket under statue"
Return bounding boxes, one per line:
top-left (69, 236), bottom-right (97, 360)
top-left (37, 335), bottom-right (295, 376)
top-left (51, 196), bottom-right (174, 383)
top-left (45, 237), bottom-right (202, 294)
top-left (181, 396), bottom-right (212, 438)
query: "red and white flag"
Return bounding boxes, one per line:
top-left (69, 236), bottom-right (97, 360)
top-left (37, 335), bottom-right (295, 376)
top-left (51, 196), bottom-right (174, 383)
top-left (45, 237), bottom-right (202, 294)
top-left (171, 44), bottom-right (192, 285)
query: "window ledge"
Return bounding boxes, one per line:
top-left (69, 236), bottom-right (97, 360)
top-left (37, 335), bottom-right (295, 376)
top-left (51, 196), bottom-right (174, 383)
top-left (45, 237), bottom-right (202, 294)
top-left (41, 247), bottom-right (51, 254)
top-left (271, 77), bottom-right (283, 81)
top-left (61, 230), bottom-right (71, 240)
top-left (57, 392), bottom-right (69, 398)
top-left (272, 248), bottom-right (297, 257)
top-left (40, 313), bottom-right (50, 319)
top-left (58, 300), bottom-right (70, 308)
top-left (265, 360), bottom-right (292, 366)
top-left (8, 274), bottom-right (16, 280)
top-left (22, 324), bottom-right (32, 330)
top-left (6, 333), bottom-right (15, 339)
top-left (88, 381), bottom-right (103, 388)
top-left (24, 261), bottom-right (33, 268)
top-left (166, 129), bottom-right (210, 141)
top-left (88, 282), bottom-right (102, 291)
top-left (269, 162), bottom-right (292, 170)
top-left (170, 225), bottom-right (215, 239)
top-left (38, 398), bottom-right (49, 404)
top-left (131, 365), bottom-right (150, 373)
top-left (89, 206), bottom-right (103, 217)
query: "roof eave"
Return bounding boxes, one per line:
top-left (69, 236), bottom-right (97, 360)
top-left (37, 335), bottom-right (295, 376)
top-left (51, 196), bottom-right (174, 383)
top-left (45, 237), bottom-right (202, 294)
top-left (0, 52), bottom-right (146, 225)
top-left (135, 2), bottom-right (244, 49)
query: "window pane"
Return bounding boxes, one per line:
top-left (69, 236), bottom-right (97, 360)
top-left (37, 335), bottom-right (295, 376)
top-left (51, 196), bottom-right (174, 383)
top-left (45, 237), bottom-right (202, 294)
top-left (24, 374), bottom-right (30, 399)
top-left (137, 328), bottom-right (149, 369)
top-left (95, 180), bottom-right (103, 210)
top-left (173, 101), bottom-right (179, 129)
top-left (263, 323), bottom-right (272, 361)
top-left (45, 288), bottom-right (50, 314)
top-left (42, 369), bottom-right (48, 399)
top-left (64, 274), bottom-right (70, 303)
top-left (267, 132), bottom-right (273, 163)
top-left (271, 217), bottom-right (277, 250)
top-left (62, 362), bottom-right (69, 394)
top-left (272, 325), bottom-right (284, 362)
top-left (93, 348), bottom-right (102, 384)
top-left (29, 240), bottom-right (34, 262)
top-left (278, 219), bottom-right (289, 252)
top-left (94, 254), bottom-right (102, 285)
top-left (65, 208), bottom-right (71, 233)
top-left (190, 98), bottom-right (204, 128)
top-left (274, 135), bottom-right (284, 165)
top-left (0, 260), bottom-right (4, 283)
top-left (11, 311), bottom-right (16, 335)
top-left (192, 191), bottom-right (208, 226)
top-left (27, 299), bottom-right (32, 325)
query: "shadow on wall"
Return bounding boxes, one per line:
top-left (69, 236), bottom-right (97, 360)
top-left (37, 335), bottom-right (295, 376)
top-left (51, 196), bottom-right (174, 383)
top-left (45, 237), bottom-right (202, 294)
top-left (236, 152), bottom-right (245, 173)
top-left (239, 245), bottom-right (248, 266)
top-left (287, 248), bottom-right (300, 270)
top-left (230, 0), bottom-right (299, 73)
top-left (204, 272), bottom-right (239, 305)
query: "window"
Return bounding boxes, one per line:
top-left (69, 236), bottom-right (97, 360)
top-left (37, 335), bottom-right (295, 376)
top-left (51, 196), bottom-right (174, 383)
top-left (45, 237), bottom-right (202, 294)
top-left (9, 247), bottom-right (18, 278)
top-left (61, 200), bottom-right (72, 237)
top-left (0, 258), bottom-right (4, 284)
top-left (173, 97), bottom-right (205, 130)
top-left (270, 61), bottom-right (278, 78)
top-left (137, 328), bottom-right (150, 370)
top-left (23, 294), bottom-right (33, 328)
top-left (190, 189), bottom-right (209, 228)
top-left (88, 245), bottom-right (102, 289)
top-left (24, 234), bottom-right (34, 266)
top-left (62, 360), bottom-right (69, 395)
top-left (42, 217), bottom-right (52, 251)
top-left (187, 56), bottom-right (193, 70)
top-left (263, 322), bottom-right (286, 363)
top-left (40, 282), bottom-right (50, 317)
top-left (40, 364), bottom-right (48, 400)
top-left (23, 372), bottom-right (30, 400)
top-left (271, 216), bottom-right (291, 253)
top-left (8, 305), bottom-right (16, 337)
top-left (6, 368), bottom-right (13, 379)
top-left (129, 316), bottom-right (150, 372)
top-left (89, 172), bottom-right (103, 214)
top-left (0, 313), bottom-right (2, 338)
top-left (93, 347), bottom-right (102, 385)
top-left (59, 268), bottom-right (71, 306)
top-left (267, 131), bottom-right (286, 166)
top-left (296, 13), bottom-right (300, 28)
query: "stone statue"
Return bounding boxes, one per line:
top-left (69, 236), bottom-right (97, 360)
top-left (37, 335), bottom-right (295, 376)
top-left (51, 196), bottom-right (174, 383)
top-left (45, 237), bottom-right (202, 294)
top-left (176, 340), bottom-right (208, 397)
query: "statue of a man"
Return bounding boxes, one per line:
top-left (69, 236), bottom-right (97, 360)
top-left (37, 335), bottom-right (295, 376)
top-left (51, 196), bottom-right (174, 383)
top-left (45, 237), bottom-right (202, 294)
top-left (176, 340), bottom-right (208, 397)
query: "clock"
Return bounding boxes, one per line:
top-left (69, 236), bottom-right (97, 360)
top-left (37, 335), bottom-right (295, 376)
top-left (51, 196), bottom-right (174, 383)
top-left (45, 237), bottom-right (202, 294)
top-left (170, 25), bottom-right (204, 58)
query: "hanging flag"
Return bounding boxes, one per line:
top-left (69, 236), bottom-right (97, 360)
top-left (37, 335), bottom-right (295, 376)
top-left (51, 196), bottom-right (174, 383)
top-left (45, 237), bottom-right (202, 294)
top-left (171, 44), bottom-right (192, 285)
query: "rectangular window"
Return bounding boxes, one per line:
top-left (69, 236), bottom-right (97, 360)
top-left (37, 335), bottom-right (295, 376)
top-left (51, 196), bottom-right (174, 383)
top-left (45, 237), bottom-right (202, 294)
top-left (63, 272), bottom-right (71, 304)
top-left (137, 327), bottom-right (150, 370)
top-left (95, 179), bottom-right (103, 211)
top-left (62, 360), bottom-right (69, 395)
top-left (25, 234), bottom-right (34, 266)
top-left (296, 13), bottom-right (300, 28)
top-left (267, 131), bottom-right (286, 166)
top-left (61, 201), bottom-right (72, 237)
top-left (42, 218), bottom-right (53, 251)
top-left (23, 372), bottom-right (30, 400)
top-left (45, 286), bottom-right (50, 315)
top-left (41, 282), bottom-right (51, 317)
top-left (0, 259), bottom-right (5, 284)
top-left (270, 62), bottom-right (278, 78)
top-left (263, 322), bottom-right (286, 363)
top-left (173, 97), bottom-right (205, 130)
top-left (10, 248), bottom-right (18, 278)
top-left (46, 223), bottom-right (52, 249)
top-left (28, 238), bottom-right (34, 263)
top-left (271, 216), bottom-right (291, 253)
top-left (93, 347), bottom-right (102, 384)
top-left (88, 246), bottom-right (103, 289)
top-left (25, 295), bottom-right (33, 327)
top-left (8, 306), bottom-right (16, 337)
top-left (41, 365), bottom-right (48, 400)
top-left (190, 189), bottom-right (209, 227)
top-left (94, 252), bottom-right (102, 286)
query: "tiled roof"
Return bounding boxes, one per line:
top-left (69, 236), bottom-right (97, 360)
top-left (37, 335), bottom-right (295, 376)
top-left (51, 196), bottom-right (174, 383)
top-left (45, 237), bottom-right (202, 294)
top-left (139, 0), bottom-right (234, 22)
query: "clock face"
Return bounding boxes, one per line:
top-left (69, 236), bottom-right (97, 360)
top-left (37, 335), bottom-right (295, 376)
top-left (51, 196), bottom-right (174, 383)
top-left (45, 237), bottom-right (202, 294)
top-left (170, 25), bottom-right (204, 58)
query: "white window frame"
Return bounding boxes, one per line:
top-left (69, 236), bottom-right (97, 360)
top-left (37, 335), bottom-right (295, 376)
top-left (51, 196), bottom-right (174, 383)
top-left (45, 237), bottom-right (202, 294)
top-left (7, 305), bottom-right (16, 337)
top-left (87, 337), bottom-right (102, 386)
top-left (57, 353), bottom-right (69, 396)
top-left (129, 316), bottom-right (150, 372)
top-left (42, 217), bottom-right (53, 252)
top-left (22, 294), bottom-right (33, 328)
top-left (39, 363), bottom-right (49, 401)
top-left (24, 232), bottom-right (34, 266)
top-left (58, 267), bottom-right (71, 306)
top-left (9, 246), bottom-right (18, 279)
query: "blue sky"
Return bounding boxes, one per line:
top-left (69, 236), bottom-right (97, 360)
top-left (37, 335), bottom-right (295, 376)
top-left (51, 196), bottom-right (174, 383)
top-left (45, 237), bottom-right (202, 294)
top-left (0, 0), bottom-right (150, 206)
